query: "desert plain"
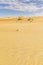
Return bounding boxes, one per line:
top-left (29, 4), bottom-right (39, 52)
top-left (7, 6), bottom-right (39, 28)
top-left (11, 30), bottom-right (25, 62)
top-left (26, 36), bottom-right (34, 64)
top-left (0, 16), bottom-right (43, 65)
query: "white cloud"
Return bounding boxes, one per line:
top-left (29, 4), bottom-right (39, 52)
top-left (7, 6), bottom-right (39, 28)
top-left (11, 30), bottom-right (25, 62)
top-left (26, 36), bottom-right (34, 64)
top-left (0, 0), bottom-right (43, 16)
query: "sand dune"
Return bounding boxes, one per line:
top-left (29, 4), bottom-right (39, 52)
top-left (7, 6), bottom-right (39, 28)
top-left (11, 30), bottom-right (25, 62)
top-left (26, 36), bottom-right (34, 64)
top-left (0, 16), bottom-right (43, 23)
top-left (0, 16), bottom-right (43, 65)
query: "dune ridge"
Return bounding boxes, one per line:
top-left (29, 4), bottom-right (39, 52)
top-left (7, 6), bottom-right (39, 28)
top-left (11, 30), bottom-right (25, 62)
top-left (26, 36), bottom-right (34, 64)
top-left (0, 16), bottom-right (43, 23)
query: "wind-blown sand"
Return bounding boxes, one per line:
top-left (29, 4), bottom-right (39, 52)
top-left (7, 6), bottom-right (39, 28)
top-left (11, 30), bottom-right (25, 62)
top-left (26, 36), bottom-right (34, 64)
top-left (0, 17), bottom-right (43, 65)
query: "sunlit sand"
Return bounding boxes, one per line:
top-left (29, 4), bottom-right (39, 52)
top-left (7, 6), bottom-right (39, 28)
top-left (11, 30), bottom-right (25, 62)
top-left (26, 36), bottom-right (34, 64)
top-left (0, 16), bottom-right (43, 65)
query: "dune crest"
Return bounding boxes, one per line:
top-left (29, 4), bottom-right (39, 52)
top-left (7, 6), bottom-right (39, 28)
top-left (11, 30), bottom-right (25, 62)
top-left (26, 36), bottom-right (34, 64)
top-left (0, 16), bottom-right (43, 23)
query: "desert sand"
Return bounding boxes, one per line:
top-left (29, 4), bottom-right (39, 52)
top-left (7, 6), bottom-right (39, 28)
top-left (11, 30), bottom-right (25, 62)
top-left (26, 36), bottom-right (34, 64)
top-left (0, 16), bottom-right (43, 65)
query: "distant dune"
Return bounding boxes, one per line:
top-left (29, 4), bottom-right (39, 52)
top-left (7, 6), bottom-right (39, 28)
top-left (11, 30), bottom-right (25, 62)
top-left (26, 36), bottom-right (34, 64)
top-left (0, 16), bottom-right (43, 23)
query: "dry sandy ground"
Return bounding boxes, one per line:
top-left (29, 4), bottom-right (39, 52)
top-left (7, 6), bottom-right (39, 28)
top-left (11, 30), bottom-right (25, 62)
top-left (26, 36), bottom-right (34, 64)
top-left (0, 17), bottom-right (43, 65)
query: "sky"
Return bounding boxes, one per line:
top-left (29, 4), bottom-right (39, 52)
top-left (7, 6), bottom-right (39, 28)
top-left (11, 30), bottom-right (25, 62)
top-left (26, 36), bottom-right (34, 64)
top-left (0, 0), bottom-right (43, 17)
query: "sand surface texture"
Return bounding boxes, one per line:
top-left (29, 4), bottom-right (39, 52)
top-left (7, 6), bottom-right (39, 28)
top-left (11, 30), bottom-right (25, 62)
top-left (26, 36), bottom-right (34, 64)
top-left (0, 17), bottom-right (43, 65)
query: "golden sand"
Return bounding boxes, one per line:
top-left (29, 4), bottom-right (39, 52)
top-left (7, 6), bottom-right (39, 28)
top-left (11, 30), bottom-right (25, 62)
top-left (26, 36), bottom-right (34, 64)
top-left (0, 16), bottom-right (43, 65)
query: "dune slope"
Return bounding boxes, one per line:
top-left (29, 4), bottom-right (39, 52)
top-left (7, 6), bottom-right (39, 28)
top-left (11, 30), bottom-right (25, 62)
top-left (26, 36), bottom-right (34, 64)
top-left (0, 17), bottom-right (43, 65)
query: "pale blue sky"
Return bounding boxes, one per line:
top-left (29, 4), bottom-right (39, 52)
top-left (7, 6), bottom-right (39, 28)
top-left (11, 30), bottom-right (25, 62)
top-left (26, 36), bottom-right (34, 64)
top-left (0, 0), bottom-right (43, 17)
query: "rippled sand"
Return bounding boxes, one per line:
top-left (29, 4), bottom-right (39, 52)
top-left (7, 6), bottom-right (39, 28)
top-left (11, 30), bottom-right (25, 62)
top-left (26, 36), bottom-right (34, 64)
top-left (0, 22), bottom-right (43, 65)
